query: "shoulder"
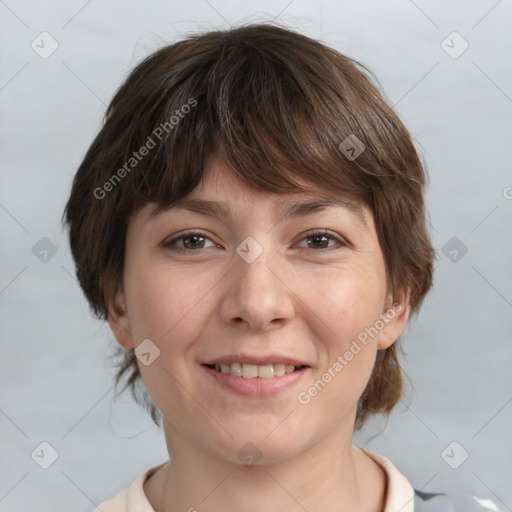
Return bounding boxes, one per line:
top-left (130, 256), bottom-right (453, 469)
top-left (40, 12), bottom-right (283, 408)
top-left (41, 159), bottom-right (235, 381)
top-left (93, 487), bottom-right (127, 512)
top-left (354, 445), bottom-right (456, 512)
top-left (91, 463), bottom-right (166, 512)
top-left (355, 445), bottom-right (415, 511)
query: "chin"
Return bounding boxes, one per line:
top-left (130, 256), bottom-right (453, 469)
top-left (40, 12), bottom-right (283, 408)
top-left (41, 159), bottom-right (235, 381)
top-left (209, 431), bottom-right (306, 467)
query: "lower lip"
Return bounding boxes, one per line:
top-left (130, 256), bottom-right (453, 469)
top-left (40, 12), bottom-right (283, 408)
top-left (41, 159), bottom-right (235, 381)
top-left (202, 365), bottom-right (309, 397)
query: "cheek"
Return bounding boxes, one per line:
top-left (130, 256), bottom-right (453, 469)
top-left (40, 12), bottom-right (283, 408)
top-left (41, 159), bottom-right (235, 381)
top-left (123, 261), bottom-right (207, 410)
top-left (123, 260), bottom-right (184, 343)
top-left (308, 265), bottom-right (385, 341)
top-left (125, 269), bottom-right (167, 340)
top-left (303, 268), bottom-right (384, 396)
top-left (124, 260), bottom-right (215, 362)
top-left (299, 276), bottom-right (381, 419)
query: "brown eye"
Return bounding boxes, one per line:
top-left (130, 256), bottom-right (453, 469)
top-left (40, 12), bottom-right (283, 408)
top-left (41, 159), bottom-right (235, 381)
top-left (297, 230), bottom-right (347, 252)
top-left (164, 231), bottom-right (215, 253)
top-left (306, 234), bottom-right (330, 249)
top-left (180, 234), bottom-right (206, 250)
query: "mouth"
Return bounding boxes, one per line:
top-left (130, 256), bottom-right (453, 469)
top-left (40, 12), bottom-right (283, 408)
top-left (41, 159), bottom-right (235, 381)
top-left (201, 361), bottom-right (310, 397)
top-left (203, 362), bottom-right (309, 379)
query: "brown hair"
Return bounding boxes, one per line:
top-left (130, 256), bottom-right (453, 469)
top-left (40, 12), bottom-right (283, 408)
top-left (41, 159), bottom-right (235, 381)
top-left (62, 22), bottom-right (435, 430)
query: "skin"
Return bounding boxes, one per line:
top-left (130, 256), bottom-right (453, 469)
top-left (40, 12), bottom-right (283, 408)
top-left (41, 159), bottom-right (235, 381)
top-left (108, 151), bottom-right (411, 512)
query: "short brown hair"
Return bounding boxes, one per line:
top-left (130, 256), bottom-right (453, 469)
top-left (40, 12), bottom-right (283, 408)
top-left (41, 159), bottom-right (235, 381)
top-left (62, 22), bottom-right (435, 430)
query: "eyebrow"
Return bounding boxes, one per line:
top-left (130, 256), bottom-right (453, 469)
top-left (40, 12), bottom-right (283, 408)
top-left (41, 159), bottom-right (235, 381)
top-left (149, 195), bottom-right (367, 227)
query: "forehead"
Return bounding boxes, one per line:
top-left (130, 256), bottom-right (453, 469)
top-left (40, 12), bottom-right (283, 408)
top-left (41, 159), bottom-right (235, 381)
top-left (148, 193), bottom-right (368, 228)
top-left (146, 155), bottom-right (369, 228)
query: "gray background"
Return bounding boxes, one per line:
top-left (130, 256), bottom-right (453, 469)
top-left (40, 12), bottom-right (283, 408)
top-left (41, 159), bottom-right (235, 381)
top-left (1, 0), bottom-right (511, 510)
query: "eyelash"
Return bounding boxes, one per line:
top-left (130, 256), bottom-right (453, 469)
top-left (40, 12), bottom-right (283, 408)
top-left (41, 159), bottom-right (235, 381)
top-left (163, 230), bottom-right (348, 255)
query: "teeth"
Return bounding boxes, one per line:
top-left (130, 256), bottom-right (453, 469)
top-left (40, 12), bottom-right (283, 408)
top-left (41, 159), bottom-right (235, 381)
top-left (212, 362), bottom-right (302, 378)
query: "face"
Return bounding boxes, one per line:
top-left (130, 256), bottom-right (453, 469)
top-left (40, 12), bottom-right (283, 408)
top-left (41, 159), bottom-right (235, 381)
top-left (109, 152), bottom-right (410, 465)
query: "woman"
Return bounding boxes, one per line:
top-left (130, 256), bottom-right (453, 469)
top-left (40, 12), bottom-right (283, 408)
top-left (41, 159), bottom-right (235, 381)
top-left (63, 22), bottom-right (451, 511)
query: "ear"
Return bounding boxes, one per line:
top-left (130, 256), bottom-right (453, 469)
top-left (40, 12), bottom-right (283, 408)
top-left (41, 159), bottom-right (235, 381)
top-left (377, 287), bottom-right (411, 350)
top-left (107, 289), bottom-right (135, 350)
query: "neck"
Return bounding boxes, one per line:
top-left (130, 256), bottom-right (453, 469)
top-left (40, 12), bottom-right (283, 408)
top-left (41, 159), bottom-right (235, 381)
top-left (144, 420), bottom-right (387, 512)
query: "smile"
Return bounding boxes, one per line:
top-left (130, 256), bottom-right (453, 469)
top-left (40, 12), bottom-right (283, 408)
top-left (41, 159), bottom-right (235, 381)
top-left (204, 362), bottom-right (307, 378)
top-left (202, 363), bottom-right (310, 397)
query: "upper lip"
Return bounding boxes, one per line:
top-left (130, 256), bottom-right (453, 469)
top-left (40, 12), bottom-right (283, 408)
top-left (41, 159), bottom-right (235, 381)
top-left (202, 354), bottom-right (310, 367)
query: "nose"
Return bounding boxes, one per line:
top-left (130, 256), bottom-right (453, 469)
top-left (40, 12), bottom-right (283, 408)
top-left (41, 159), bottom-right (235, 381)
top-left (218, 246), bottom-right (295, 332)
